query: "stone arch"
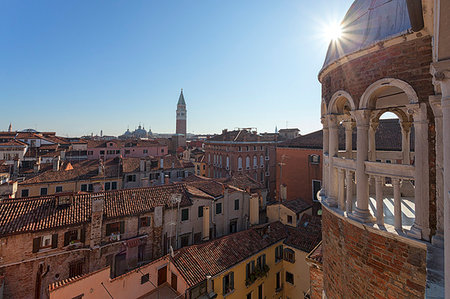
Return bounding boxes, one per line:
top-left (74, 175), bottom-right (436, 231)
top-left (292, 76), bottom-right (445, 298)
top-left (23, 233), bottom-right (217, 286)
top-left (370, 107), bottom-right (411, 123)
top-left (328, 90), bottom-right (356, 114)
top-left (359, 78), bottom-right (419, 110)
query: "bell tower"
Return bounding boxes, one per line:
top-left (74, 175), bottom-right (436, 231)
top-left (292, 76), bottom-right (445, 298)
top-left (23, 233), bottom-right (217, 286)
top-left (176, 89), bottom-right (187, 136)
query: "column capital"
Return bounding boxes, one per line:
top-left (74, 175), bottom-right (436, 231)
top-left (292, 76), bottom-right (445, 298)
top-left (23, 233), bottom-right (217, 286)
top-left (343, 119), bottom-right (355, 131)
top-left (350, 110), bottom-right (371, 127)
top-left (406, 102), bottom-right (428, 123)
top-left (370, 120), bottom-right (379, 131)
top-left (431, 59), bottom-right (450, 95)
top-left (327, 114), bottom-right (339, 128)
top-left (429, 95), bottom-right (443, 118)
top-left (400, 120), bottom-right (412, 133)
top-left (321, 116), bottom-right (329, 128)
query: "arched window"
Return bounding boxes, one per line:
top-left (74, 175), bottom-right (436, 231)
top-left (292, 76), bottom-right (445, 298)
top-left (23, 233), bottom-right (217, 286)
top-left (208, 154), bottom-right (211, 164)
top-left (238, 157), bottom-right (243, 170)
top-left (246, 156), bottom-right (250, 169)
top-left (253, 156), bottom-right (257, 168)
top-left (226, 156), bottom-right (230, 169)
top-left (220, 156), bottom-right (223, 167)
top-left (260, 155), bottom-right (264, 167)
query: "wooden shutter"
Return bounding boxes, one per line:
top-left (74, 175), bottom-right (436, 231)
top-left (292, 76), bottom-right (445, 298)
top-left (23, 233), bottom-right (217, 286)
top-left (222, 276), bottom-right (226, 294)
top-left (32, 237), bottom-right (41, 253)
top-left (64, 232), bottom-right (70, 246)
top-left (51, 234), bottom-right (58, 248)
top-left (230, 272), bottom-right (234, 290)
top-left (80, 229), bottom-right (86, 243)
top-left (119, 221), bottom-right (125, 234)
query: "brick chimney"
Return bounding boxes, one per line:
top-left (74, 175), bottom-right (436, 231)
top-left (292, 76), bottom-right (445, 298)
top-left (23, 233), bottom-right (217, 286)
top-left (98, 160), bottom-right (104, 176)
top-left (53, 156), bottom-right (60, 171)
top-left (13, 159), bottom-right (19, 176)
top-left (164, 175), bottom-right (170, 185)
top-left (202, 206), bottom-right (210, 241)
top-left (90, 194), bottom-right (104, 248)
top-left (250, 193), bottom-right (259, 226)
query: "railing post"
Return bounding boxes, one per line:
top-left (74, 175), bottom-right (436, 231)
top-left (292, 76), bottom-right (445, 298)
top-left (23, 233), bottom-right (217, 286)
top-left (338, 168), bottom-right (345, 210)
top-left (368, 121), bottom-right (378, 162)
top-left (393, 178), bottom-right (402, 230)
top-left (343, 120), bottom-right (354, 159)
top-left (326, 115), bottom-right (339, 207)
top-left (345, 170), bottom-right (353, 214)
top-left (400, 121), bottom-right (412, 165)
top-left (375, 176), bottom-right (384, 226)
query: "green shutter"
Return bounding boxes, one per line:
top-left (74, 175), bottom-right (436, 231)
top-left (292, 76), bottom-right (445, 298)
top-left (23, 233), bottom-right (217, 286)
top-left (51, 234), bottom-right (58, 248)
top-left (32, 237), bottom-right (41, 253)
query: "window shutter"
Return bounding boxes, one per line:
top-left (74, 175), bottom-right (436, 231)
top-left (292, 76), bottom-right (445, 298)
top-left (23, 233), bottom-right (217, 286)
top-left (80, 229), bottom-right (86, 243)
top-left (64, 232), bottom-right (70, 246)
top-left (308, 155), bottom-right (312, 162)
top-left (52, 234), bottom-right (58, 249)
top-left (120, 221), bottom-right (125, 234)
top-left (317, 155), bottom-right (321, 163)
top-left (106, 224), bottom-right (112, 236)
top-left (32, 237), bottom-right (41, 253)
top-left (230, 272), bottom-right (234, 290)
top-left (222, 276), bottom-right (226, 294)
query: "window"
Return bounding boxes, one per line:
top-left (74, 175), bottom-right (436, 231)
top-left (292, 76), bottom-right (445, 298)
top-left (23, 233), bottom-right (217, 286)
top-left (21, 189), bottom-right (29, 197)
top-left (126, 175), bottom-right (136, 182)
top-left (226, 156), bottom-right (230, 170)
top-left (238, 157), bottom-right (243, 170)
top-left (100, 150), bottom-right (105, 155)
top-left (138, 244), bottom-right (146, 262)
top-left (69, 260), bottom-right (83, 278)
top-left (105, 182), bottom-right (111, 191)
top-left (287, 215), bottom-right (293, 224)
top-left (312, 180), bottom-right (322, 202)
top-left (286, 271), bottom-right (294, 285)
top-left (229, 219), bottom-right (237, 233)
top-left (256, 254), bottom-right (266, 268)
top-left (180, 233), bottom-right (190, 247)
top-left (40, 187), bottom-right (48, 196)
top-left (81, 184), bottom-right (87, 192)
top-left (106, 221), bottom-right (124, 236)
top-left (64, 229), bottom-right (84, 246)
top-left (247, 292), bottom-right (252, 299)
top-left (284, 248), bottom-right (295, 263)
top-left (246, 260), bottom-right (255, 280)
top-left (143, 149), bottom-right (148, 154)
top-left (258, 284), bottom-right (263, 299)
top-left (276, 271), bottom-right (282, 291)
top-left (253, 156), bottom-right (257, 168)
top-left (275, 245), bottom-right (283, 263)
top-left (246, 156), bottom-right (250, 169)
top-left (161, 148), bottom-right (164, 153)
top-left (222, 272), bottom-right (234, 295)
top-left (32, 234), bottom-right (58, 253)
top-left (56, 186), bottom-right (63, 193)
top-left (125, 150), bottom-right (130, 154)
top-left (181, 208), bottom-right (189, 221)
top-left (88, 151), bottom-right (93, 155)
top-left (215, 202), bottom-right (222, 214)
top-left (234, 199), bottom-right (239, 210)
top-left (88, 184), bottom-right (93, 192)
top-left (309, 154), bottom-right (320, 164)
top-left (198, 206), bottom-right (204, 218)
top-left (260, 155), bottom-right (264, 168)
top-left (177, 170), bottom-right (184, 178)
top-left (111, 181), bottom-right (118, 190)
top-left (116, 150), bottom-right (120, 154)
top-left (238, 146), bottom-right (242, 152)
top-left (141, 273), bottom-right (149, 284)
top-left (139, 217), bottom-right (151, 228)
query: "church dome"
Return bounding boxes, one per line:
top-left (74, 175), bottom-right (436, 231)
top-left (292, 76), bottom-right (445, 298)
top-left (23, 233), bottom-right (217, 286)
top-left (322, 0), bottom-right (411, 70)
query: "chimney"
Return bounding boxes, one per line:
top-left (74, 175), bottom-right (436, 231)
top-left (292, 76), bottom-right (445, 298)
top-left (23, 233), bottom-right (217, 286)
top-left (33, 161), bottom-right (40, 174)
top-left (280, 184), bottom-right (287, 202)
top-left (206, 275), bottom-right (213, 294)
top-left (53, 156), bottom-right (60, 171)
top-left (141, 177), bottom-right (149, 187)
top-left (140, 159), bottom-right (146, 172)
top-left (222, 129), bottom-right (228, 135)
top-left (60, 151), bottom-right (66, 161)
top-left (98, 160), bottom-right (104, 176)
top-left (164, 175), bottom-right (169, 185)
top-left (13, 159), bottom-right (19, 175)
top-left (90, 194), bottom-right (104, 248)
top-left (250, 193), bottom-right (259, 226)
top-left (202, 206), bottom-right (210, 241)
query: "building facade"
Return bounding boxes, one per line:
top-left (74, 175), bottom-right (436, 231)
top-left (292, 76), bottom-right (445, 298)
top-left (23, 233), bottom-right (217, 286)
top-left (318, 0), bottom-right (448, 297)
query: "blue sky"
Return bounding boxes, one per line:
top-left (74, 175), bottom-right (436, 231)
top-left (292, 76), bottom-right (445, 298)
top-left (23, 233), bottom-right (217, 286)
top-left (1, 0), bottom-right (353, 137)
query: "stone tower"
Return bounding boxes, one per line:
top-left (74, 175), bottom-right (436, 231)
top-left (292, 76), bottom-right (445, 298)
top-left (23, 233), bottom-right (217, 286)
top-left (176, 89), bottom-right (187, 136)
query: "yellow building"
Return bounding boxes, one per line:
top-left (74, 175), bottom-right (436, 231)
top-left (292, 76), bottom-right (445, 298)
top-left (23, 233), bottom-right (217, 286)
top-left (267, 197), bottom-right (312, 227)
top-left (192, 154), bottom-right (207, 176)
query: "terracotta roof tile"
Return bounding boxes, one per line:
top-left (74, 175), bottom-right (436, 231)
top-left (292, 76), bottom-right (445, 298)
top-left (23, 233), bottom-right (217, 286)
top-left (278, 198), bottom-right (312, 214)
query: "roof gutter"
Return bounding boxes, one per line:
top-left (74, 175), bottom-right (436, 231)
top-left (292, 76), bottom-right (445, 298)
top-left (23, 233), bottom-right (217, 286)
top-left (406, 0), bottom-right (424, 32)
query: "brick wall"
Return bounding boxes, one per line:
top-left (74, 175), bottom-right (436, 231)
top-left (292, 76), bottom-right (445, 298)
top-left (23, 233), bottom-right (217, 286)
top-left (309, 265), bottom-right (323, 299)
top-left (321, 208), bottom-right (427, 298)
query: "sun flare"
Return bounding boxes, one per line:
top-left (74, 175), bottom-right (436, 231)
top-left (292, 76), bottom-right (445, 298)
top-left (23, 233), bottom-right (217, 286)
top-left (324, 22), bottom-right (342, 41)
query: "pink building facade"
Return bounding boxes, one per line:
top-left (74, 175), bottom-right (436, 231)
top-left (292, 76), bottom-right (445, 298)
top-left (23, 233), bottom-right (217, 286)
top-left (87, 140), bottom-right (168, 160)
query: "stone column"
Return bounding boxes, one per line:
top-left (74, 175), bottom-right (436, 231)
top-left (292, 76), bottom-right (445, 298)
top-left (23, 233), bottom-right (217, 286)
top-left (368, 120), bottom-right (378, 161)
top-left (326, 115), bottom-right (339, 207)
top-left (343, 120), bottom-right (354, 159)
top-left (345, 170), bottom-right (353, 214)
top-left (400, 121), bottom-right (412, 165)
top-left (375, 176), bottom-right (384, 226)
top-left (430, 96), bottom-right (444, 246)
top-left (393, 178), bottom-right (402, 230)
top-left (350, 110), bottom-right (372, 222)
top-left (407, 103), bottom-right (430, 241)
top-left (431, 61), bottom-right (450, 297)
top-left (338, 168), bottom-right (345, 210)
top-left (321, 117), bottom-right (329, 197)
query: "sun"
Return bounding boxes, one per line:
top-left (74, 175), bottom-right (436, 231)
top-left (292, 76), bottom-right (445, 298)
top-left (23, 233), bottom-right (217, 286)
top-left (323, 22), bottom-right (343, 41)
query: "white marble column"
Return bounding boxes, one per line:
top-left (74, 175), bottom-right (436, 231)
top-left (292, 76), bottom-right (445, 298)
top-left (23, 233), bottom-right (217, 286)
top-left (368, 121), bottom-right (378, 162)
top-left (407, 103), bottom-right (430, 241)
top-left (345, 170), bottom-right (353, 214)
top-left (326, 115), bottom-right (339, 207)
top-left (375, 176), bottom-right (384, 226)
top-left (321, 117), bottom-right (329, 197)
top-left (338, 168), bottom-right (345, 210)
top-left (393, 178), bottom-right (402, 230)
top-left (350, 110), bottom-right (372, 222)
top-left (431, 61), bottom-right (450, 298)
top-left (344, 120), bottom-right (354, 159)
top-left (400, 121), bottom-right (412, 165)
top-left (430, 96), bottom-right (444, 246)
